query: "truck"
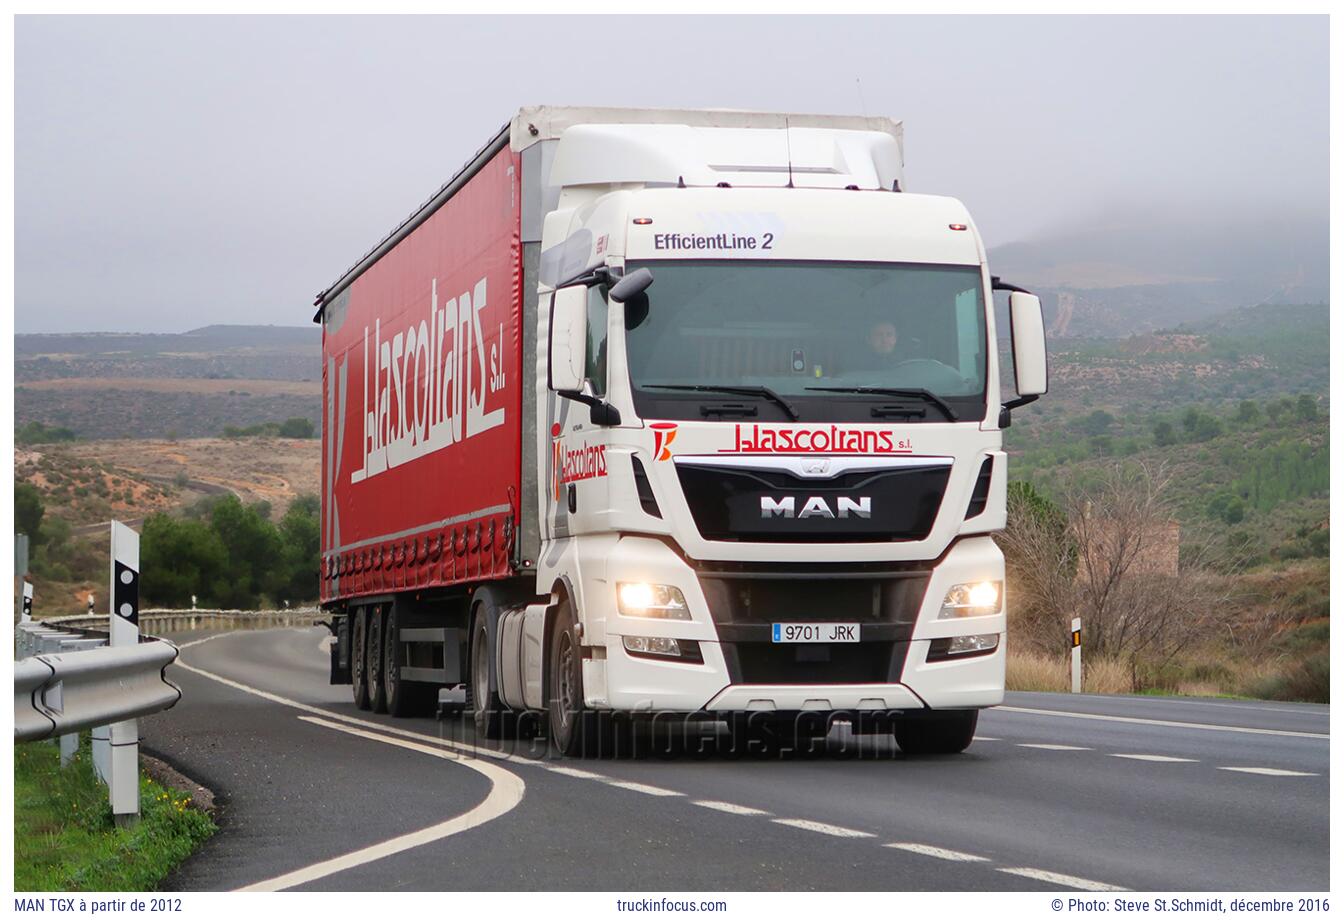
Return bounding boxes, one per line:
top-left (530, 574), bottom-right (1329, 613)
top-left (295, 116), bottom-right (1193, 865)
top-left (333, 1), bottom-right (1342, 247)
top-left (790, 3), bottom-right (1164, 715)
top-left (314, 105), bottom-right (1049, 757)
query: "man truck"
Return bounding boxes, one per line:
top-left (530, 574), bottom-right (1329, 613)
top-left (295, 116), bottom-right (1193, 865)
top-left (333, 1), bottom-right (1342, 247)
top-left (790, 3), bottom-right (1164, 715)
top-left (314, 105), bottom-right (1049, 756)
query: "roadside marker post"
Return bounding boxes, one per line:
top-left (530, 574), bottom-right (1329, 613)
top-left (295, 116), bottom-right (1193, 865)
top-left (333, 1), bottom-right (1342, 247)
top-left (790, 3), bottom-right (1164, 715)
top-left (108, 520), bottom-right (142, 825)
top-left (21, 580), bottom-right (34, 623)
top-left (1070, 617), bottom-right (1082, 694)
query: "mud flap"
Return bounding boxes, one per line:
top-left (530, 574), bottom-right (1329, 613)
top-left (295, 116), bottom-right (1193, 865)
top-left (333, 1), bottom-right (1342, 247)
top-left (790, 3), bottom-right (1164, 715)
top-left (329, 614), bottom-right (351, 685)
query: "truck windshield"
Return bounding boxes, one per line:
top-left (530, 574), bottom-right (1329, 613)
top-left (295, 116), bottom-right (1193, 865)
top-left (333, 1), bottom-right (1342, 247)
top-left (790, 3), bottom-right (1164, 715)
top-left (622, 260), bottom-right (988, 423)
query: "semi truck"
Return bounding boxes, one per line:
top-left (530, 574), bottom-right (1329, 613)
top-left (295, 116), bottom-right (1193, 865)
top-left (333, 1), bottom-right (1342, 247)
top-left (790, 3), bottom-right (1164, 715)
top-left (314, 105), bottom-right (1048, 757)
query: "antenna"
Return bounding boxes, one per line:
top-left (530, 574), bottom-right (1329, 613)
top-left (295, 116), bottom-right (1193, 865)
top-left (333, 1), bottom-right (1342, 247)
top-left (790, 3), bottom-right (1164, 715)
top-left (784, 116), bottom-right (794, 189)
top-left (855, 77), bottom-right (868, 116)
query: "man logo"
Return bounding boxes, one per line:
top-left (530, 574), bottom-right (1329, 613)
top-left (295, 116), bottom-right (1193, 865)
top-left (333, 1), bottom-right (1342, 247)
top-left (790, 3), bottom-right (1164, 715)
top-left (760, 496), bottom-right (872, 519)
top-left (650, 421), bottom-right (678, 461)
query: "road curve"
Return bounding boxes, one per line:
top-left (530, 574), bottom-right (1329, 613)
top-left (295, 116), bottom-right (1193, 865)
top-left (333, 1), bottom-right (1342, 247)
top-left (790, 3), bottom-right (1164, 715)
top-left (140, 627), bottom-right (1329, 892)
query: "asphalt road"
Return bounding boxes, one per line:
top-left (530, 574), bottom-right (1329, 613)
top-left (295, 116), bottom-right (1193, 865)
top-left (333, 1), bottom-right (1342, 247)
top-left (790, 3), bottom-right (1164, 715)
top-left (139, 627), bottom-right (1330, 892)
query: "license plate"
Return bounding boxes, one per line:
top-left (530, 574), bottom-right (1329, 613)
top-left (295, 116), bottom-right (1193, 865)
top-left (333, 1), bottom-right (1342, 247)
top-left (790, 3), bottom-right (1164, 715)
top-left (771, 622), bottom-right (860, 643)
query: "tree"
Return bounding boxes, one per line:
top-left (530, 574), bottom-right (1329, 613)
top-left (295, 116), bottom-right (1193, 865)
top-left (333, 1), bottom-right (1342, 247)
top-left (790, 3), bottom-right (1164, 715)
top-left (279, 417), bottom-right (315, 438)
top-left (1077, 410), bottom-right (1115, 437)
top-left (277, 496), bottom-right (321, 602)
top-left (1237, 400), bottom-right (1260, 425)
top-left (141, 514), bottom-right (230, 607)
top-left (15, 483), bottom-right (45, 545)
top-left (210, 495), bottom-right (284, 607)
top-left (1152, 420), bottom-right (1177, 447)
top-left (1295, 394), bottom-right (1319, 422)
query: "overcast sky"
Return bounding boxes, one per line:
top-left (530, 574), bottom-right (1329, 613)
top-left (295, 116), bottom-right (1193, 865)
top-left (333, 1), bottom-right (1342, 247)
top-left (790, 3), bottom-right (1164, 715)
top-left (14, 14), bottom-right (1329, 333)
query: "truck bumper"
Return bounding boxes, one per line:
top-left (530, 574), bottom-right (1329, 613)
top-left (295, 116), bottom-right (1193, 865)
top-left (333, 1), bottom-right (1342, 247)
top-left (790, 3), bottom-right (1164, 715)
top-left (594, 535), bottom-right (1007, 715)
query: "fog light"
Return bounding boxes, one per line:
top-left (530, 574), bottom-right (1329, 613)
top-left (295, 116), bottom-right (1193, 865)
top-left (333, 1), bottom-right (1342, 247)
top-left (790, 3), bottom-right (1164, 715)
top-left (623, 635), bottom-right (681, 657)
top-left (617, 582), bottom-right (691, 619)
top-left (927, 634), bottom-right (1000, 662)
top-left (939, 581), bottom-right (1002, 618)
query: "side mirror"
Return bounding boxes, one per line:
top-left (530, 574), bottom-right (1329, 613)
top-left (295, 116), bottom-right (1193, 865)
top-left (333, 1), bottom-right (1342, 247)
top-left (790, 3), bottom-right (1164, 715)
top-left (548, 286), bottom-right (587, 392)
top-left (1008, 292), bottom-right (1048, 399)
top-left (609, 267), bottom-right (653, 303)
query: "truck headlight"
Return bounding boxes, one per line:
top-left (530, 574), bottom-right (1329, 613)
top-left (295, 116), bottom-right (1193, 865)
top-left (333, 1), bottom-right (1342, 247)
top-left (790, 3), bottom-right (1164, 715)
top-left (938, 581), bottom-right (1002, 618)
top-left (617, 582), bottom-right (691, 620)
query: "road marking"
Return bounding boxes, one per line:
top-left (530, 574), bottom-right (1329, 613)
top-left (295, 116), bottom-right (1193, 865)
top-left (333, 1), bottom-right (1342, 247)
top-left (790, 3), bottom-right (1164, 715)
top-left (884, 842), bottom-right (988, 862)
top-left (603, 780), bottom-right (683, 797)
top-left (1218, 767), bottom-right (1319, 777)
top-left (235, 716), bottom-right (525, 892)
top-left (998, 705), bottom-right (1329, 740)
top-left (772, 819), bottom-right (874, 838)
top-left (1017, 743), bottom-right (1092, 751)
top-left (973, 736), bottom-right (1001, 741)
top-left (547, 766), bottom-right (605, 780)
top-left (997, 867), bottom-right (1129, 891)
top-left (1111, 754), bottom-right (1198, 763)
top-left (693, 800), bottom-right (771, 816)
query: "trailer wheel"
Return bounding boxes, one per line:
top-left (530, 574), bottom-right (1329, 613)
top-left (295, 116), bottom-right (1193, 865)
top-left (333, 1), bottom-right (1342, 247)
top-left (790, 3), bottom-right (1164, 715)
top-left (548, 597), bottom-right (613, 758)
top-left (368, 606), bottom-right (389, 714)
top-left (351, 608), bottom-right (371, 710)
top-left (468, 608), bottom-right (509, 739)
top-left (891, 710), bottom-right (978, 755)
top-left (385, 604), bottom-right (421, 717)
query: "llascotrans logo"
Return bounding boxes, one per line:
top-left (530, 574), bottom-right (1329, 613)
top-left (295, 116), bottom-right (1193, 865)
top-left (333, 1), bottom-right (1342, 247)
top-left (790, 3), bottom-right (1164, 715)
top-left (651, 422), bottom-right (678, 461)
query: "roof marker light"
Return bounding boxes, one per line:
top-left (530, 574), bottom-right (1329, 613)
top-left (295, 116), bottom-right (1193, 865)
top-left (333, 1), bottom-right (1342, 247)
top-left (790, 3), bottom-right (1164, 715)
top-left (949, 223), bottom-right (968, 231)
top-left (633, 218), bottom-right (653, 225)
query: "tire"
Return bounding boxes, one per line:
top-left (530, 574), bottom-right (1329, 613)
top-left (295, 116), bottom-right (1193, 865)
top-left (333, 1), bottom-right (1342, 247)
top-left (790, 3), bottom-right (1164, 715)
top-left (385, 604), bottom-right (422, 717)
top-left (351, 608), bottom-right (371, 710)
top-left (367, 606), bottom-right (388, 714)
top-left (547, 597), bottom-right (615, 758)
top-left (468, 607), bottom-right (509, 739)
top-left (891, 710), bottom-right (978, 755)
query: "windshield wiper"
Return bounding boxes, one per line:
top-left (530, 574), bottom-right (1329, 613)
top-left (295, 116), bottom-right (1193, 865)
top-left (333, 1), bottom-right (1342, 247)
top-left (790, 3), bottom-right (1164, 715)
top-left (645, 384), bottom-right (800, 421)
top-left (804, 386), bottom-right (959, 422)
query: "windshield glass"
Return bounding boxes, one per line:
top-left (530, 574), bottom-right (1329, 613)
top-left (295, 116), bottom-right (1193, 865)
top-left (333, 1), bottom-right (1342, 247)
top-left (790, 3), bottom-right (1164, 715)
top-left (622, 260), bottom-right (988, 423)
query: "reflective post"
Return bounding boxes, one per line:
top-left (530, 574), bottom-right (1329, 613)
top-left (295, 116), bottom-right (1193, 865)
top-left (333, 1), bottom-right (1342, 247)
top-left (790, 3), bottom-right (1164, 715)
top-left (109, 521), bottom-right (142, 825)
top-left (21, 580), bottom-right (34, 624)
top-left (1070, 616), bottom-right (1082, 694)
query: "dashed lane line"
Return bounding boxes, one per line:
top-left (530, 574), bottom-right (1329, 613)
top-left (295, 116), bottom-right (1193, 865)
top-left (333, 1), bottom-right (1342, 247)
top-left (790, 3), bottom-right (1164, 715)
top-left (998, 705), bottom-right (1329, 740)
top-left (1017, 743), bottom-right (1092, 751)
top-left (693, 800), bottom-right (772, 816)
top-left (997, 867), bottom-right (1128, 892)
top-left (1111, 754), bottom-right (1198, 763)
top-left (235, 716), bottom-right (525, 892)
top-left (884, 843), bottom-right (988, 862)
top-left (603, 780), bottom-right (683, 797)
top-left (1218, 767), bottom-right (1319, 777)
top-left (771, 819), bottom-right (875, 838)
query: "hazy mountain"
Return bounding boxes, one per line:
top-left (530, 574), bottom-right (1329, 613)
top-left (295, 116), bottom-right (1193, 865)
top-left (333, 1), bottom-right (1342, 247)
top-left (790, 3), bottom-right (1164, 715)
top-left (989, 205), bottom-right (1328, 338)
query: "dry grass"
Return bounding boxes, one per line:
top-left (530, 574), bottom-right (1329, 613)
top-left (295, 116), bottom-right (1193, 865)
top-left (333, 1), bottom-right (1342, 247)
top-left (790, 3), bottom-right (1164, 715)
top-left (1006, 648), bottom-right (1134, 694)
top-left (1006, 648), bottom-right (1068, 692)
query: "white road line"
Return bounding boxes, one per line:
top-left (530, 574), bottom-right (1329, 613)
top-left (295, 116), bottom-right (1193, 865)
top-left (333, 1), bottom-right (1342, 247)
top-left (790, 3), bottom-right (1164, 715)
top-left (1017, 743), bottom-right (1092, 751)
top-left (1218, 767), bottom-right (1319, 777)
top-left (998, 705), bottom-right (1329, 740)
top-left (547, 766), bottom-right (606, 780)
top-left (973, 736), bottom-right (1001, 741)
top-left (235, 716), bottom-right (525, 892)
top-left (603, 780), bottom-right (683, 797)
top-left (771, 819), bottom-right (874, 838)
top-left (884, 842), bottom-right (988, 862)
top-left (693, 800), bottom-right (771, 816)
top-left (1111, 754), bottom-right (1198, 763)
top-left (997, 867), bottom-right (1129, 891)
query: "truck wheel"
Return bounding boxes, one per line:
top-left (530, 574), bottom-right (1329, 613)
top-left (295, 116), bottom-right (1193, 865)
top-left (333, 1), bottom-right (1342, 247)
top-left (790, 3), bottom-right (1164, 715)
top-left (385, 605), bottom-right (420, 717)
top-left (891, 710), bottom-right (978, 755)
top-left (367, 607), bottom-right (388, 714)
top-left (351, 608), bottom-right (371, 710)
top-left (548, 598), bottom-right (613, 758)
top-left (468, 609), bottom-right (509, 739)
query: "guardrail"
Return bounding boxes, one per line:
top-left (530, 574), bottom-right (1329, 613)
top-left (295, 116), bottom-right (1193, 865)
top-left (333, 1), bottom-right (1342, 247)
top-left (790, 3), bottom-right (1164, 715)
top-left (43, 606), bottom-right (323, 634)
top-left (15, 638), bottom-right (181, 743)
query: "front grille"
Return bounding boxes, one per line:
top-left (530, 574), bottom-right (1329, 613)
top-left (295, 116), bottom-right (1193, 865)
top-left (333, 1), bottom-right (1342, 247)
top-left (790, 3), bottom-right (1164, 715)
top-left (699, 571), bottom-right (929, 685)
top-left (677, 462), bottom-right (950, 543)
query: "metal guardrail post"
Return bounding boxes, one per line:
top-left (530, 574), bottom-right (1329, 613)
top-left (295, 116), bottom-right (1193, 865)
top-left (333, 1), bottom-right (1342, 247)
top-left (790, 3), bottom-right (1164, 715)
top-left (109, 520), bottom-right (142, 825)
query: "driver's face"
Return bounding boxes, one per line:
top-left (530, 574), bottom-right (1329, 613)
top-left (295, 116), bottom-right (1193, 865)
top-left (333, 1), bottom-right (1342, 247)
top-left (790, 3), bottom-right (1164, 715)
top-left (869, 322), bottom-right (898, 354)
